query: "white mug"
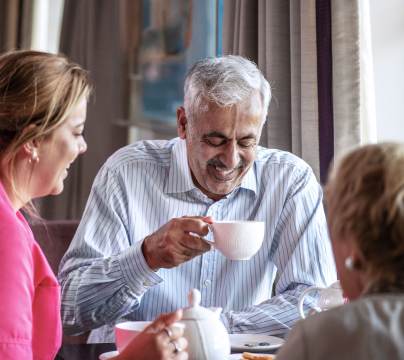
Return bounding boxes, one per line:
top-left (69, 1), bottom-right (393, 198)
top-left (208, 220), bottom-right (265, 260)
top-left (298, 281), bottom-right (345, 319)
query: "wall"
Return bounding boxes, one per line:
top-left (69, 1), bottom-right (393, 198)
top-left (369, 0), bottom-right (404, 142)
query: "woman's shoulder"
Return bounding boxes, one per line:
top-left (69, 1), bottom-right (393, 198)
top-left (303, 294), bottom-right (404, 332)
top-left (0, 211), bottom-right (34, 250)
top-left (0, 209), bottom-right (34, 280)
top-left (293, 295), bottom-right (404, 359)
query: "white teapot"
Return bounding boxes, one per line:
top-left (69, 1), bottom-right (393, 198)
top-left (181, 289), bottom-right (230, 360)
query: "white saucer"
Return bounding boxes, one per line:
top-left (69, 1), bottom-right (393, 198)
top-left (99, 350), bottom-right (119, 359)
top-left (230, 334), bottom-right (284, 352)
top-left (229, 353), bottom-right (275, 359)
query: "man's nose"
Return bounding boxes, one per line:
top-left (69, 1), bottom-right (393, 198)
top-left (220, 141), bottom-right (241, 169)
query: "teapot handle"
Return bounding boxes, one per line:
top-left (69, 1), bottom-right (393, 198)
top-left (298, 286), bottom-right (321, 319)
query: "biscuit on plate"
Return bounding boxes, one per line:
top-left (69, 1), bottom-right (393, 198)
top-left (241, 352), bottom-right (274, 360)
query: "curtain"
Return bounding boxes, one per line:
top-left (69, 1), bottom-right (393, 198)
top-left (223, 0), bottom-right (376, 182)
top-left (0, 0), bottom-right (33, 52)
top-left (331, 0), bottom-right (377, 161)
top-left (39, 0), bottom-right (141, 219)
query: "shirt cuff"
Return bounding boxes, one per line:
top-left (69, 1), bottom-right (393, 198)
top-left (117, 240), bottom-right (163, 296)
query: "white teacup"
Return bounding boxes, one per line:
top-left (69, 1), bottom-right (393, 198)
top-left (208, 220), bottom-right (265, 260)
top-left (115, 321), bottom-right (152, 353)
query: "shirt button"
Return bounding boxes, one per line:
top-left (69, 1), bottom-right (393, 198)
top-left (204, 279), bottom-right (211, 287)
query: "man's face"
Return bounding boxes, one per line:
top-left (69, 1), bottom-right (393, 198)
top-left (177, 100), bottom-right (264, 201)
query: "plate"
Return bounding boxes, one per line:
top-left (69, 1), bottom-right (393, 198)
top-left (229, 353), bottom-right (275, 359)
top-left (230, 334), bottom-right (284, 352)
top-left (99, 350), bottom-right (119, 359)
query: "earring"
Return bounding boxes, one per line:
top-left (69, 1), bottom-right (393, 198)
top-left (344, 256), bottom-right (355, 271)
top-left (31, 149), bottom-right (39, 163)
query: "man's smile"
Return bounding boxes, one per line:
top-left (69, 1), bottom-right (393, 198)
top-left (207, 164), bottom-right (241, 181)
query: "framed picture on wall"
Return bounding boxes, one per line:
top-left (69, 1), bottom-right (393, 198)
top-left (130, 0), bottom-right (219, 136)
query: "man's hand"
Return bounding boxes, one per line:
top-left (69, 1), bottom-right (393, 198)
top-left (142, 216), bottom-right (213, 270)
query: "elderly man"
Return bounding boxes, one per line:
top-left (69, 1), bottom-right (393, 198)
top-left (59, 55), bottom-right (336, 342)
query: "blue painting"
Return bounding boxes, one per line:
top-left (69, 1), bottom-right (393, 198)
top-left (139, 0), bottom-right (217, 125)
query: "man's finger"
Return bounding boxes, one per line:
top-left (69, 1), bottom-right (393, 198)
top-left (180, 234), bottom-right (212, 253)
top-left (174, 217), bottom-right (212, 236)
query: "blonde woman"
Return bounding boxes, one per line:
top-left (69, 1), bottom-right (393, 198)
top-left (0, 50), bottom-right (186, 360)
top-left (276, 143), bottom-right (404, 360)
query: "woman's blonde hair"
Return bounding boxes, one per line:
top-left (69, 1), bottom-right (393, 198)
top-left (0, 50), bottom-right (91, 202)
top-left (325, 143), bottom-right (404, 291)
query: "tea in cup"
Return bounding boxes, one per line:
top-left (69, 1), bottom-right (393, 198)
top-left (208, 220), bottom-right (265, 260)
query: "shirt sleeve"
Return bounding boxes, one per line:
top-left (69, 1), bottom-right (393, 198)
top-left (221, 166), bottom-right (336, 336)
top-left (58, 165), bottom-right (163, 335)
top-left (0, 223), bottom-right (34, 360)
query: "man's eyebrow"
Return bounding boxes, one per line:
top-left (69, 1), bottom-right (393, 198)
top-left (203, 132), bottom-right (228, 139)
top-left (239, 133), bottom-right (257, 140)
top-left (203, 132), bottom-right (258, 140)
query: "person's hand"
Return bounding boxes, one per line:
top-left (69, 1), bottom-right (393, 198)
top-left (142, 216), bottom-right (213, 270)
top-left (116, 310), bottom-right (188, 360)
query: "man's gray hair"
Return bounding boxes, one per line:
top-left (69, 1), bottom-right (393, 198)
top-left (184, 55), bottom-right (271, 122)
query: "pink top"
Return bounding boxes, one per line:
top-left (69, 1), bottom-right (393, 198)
top-left (0, 182), bottom-right (62, 360)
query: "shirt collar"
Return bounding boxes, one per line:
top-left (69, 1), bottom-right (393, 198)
top-left (239, 164), bottom-right (257, 195)
top-left (165, 138), bottom-right (196, 194)
top-left (164, 138), bottom-right (257, 196)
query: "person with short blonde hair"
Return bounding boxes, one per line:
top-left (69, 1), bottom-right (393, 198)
top-left (276, 142), bottom-right (404, 360)
top-left (0, 50), bottom-right (187, 360)
top-left (326, 143), bottom-right (404, 296)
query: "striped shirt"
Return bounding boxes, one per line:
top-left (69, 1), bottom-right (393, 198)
top-left (58, 137), bottom-right (336, 343)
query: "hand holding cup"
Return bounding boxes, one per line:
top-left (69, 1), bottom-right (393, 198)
top-left (142, 216), bottom-right (213, 270)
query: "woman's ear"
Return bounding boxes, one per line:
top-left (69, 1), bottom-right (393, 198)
top-left (22, 141), bottom-right (40, 163)
top-left (177, 106), bottom-right (187, 139)
top-left (349, 250), bottom-right (365, 271)
top-left (20, 124), bottom-right (41, 162)
top-left (343, 239), bottom-right (365, 272)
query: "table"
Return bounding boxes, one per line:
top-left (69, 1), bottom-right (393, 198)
top-left (56, 343), bottom-right (116, 360)
top-left (56, 343), bottom-right (277, 360)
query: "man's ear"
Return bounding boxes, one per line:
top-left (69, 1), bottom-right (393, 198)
top-left (177, 106), bottom-right (188, 139)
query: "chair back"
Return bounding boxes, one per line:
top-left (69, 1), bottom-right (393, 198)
top-left (30, 220), bottom-right (79, 275)
top-left (30, 220), bottom-right (89, 344)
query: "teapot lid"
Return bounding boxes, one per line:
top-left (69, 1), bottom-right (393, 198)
top-left (182, 289), bottom-right (219, 320)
